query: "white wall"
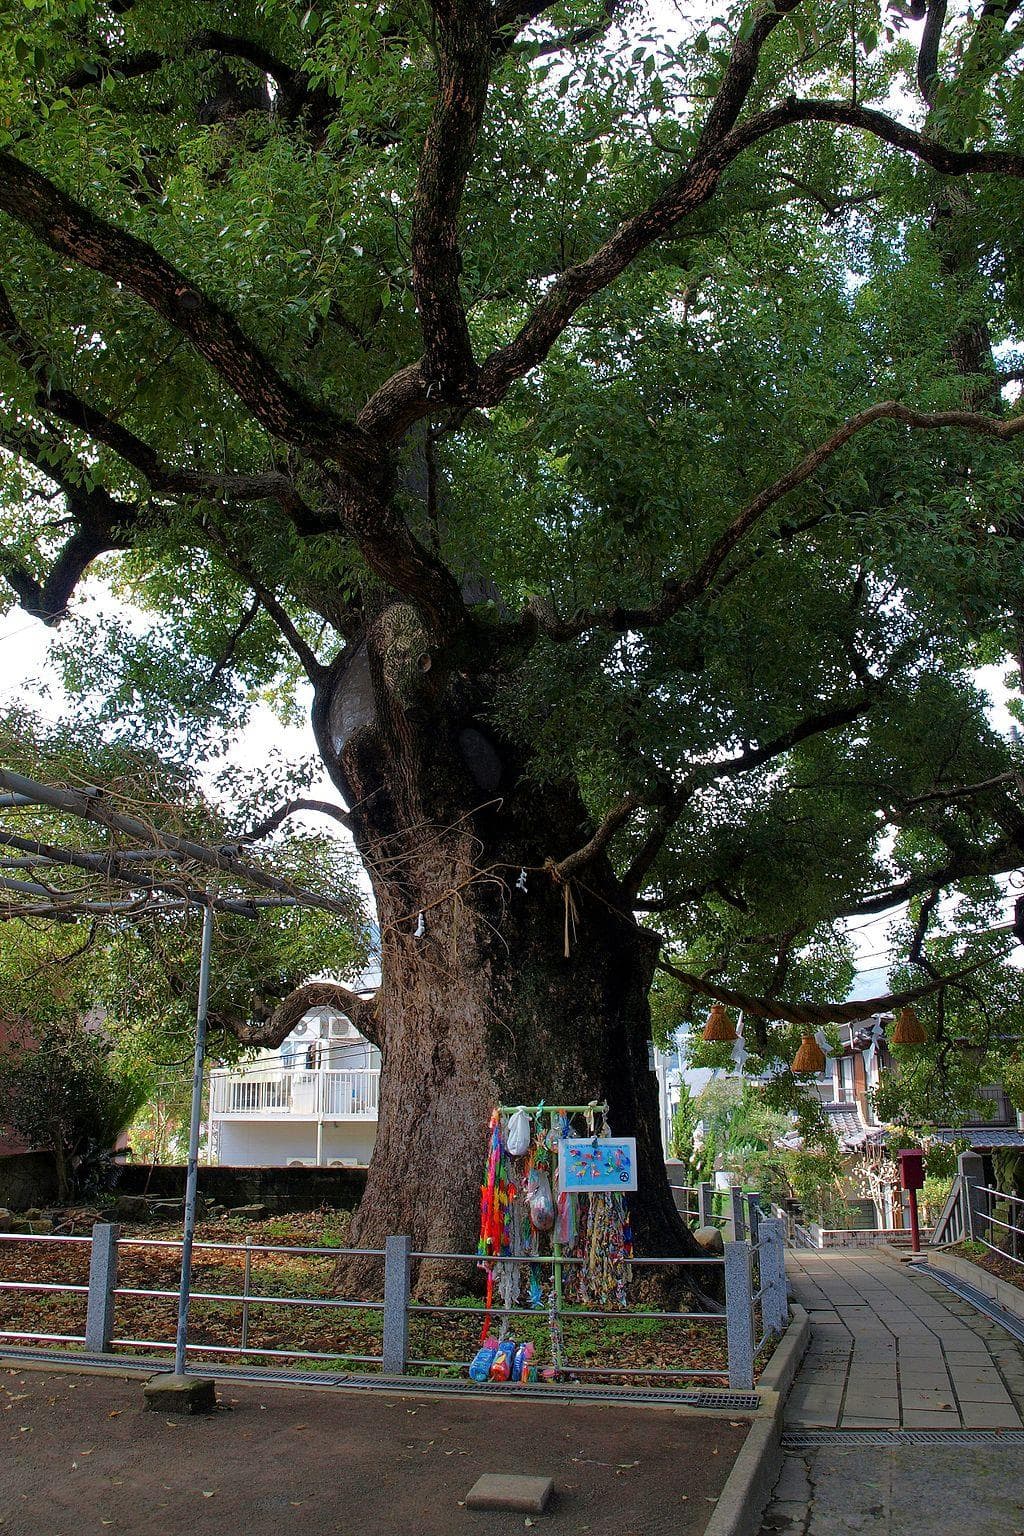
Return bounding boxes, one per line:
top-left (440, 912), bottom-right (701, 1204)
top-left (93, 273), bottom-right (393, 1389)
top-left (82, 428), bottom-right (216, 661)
top-left (216, 1119), bottom-right (377, 1167)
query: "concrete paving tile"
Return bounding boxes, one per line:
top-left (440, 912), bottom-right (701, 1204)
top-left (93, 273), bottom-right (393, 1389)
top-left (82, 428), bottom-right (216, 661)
top-left (838, 1415), bottom-right (901, 1428)
top-left (844, 1388), bottom-right (899, 1403)
top-left (900, 1410), bottom-right (963, 1427)
top-left (946, 1365), bottom-right (1011, 1383)
top-left (951, 1382), bottom-right (1016, 1404)
top-left (897, 1377), bottom-right (955, 1394)
top-left (958, 1405), bottom-right (1023, 1428)
top-left (899, 1391), bottom-right (958, 1411)
top-left (784, 1409), bottom-right (841, 1427)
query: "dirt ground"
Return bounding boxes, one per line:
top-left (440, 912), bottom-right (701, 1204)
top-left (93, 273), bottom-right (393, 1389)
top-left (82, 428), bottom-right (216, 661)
top-left (0, 1365), bottom-right (748, 1536)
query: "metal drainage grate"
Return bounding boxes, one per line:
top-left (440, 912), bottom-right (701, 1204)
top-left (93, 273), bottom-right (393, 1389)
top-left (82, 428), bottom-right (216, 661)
top-left (784, 1429), bottom-right (1024, 1449)
top-left (913, 1262), bottom-right (1024, 1347)
top-left (0, 1348), bottom-right (760, 1411)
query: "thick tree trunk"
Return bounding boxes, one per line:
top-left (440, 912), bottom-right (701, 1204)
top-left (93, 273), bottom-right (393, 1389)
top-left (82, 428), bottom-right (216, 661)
top-left (311, 603), bottom-right (704, 1300)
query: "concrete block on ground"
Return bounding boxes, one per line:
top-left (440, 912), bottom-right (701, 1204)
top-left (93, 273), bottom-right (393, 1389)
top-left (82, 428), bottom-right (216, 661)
top-left (143, 1373), bottom-right (217, 1414)
top-left (464, 1474), bottom-right (553, 1514)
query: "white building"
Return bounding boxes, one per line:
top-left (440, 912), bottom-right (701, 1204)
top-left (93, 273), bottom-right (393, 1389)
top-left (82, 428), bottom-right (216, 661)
top-left (208, 1004), bottom-right (380, 1168)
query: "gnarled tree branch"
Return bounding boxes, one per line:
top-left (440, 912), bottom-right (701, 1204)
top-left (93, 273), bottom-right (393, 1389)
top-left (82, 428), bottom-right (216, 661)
top-left (228, 980), bottom-right (381, 1050)
top-left (529, 401), bottom-right (1024, 641)
top-left (411, 2), bottom-right (492, 394)
top-left (0, 153), bottom-right (384, 485)
top-left (656, 948), bottom-right (1006, 1028)
top-left (239, 797), bottom-right (355, 841)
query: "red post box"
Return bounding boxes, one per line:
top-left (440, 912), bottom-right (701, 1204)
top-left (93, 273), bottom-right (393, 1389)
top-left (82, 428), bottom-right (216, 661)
top-left (898, 1149), bottom-right (925, 1191)
top-left (898, 1149), bottom-right (925, 1254)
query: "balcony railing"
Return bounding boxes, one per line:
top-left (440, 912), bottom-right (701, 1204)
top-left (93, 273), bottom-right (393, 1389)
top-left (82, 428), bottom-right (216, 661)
top-left (210, 1068), bottom-right (380, 1121)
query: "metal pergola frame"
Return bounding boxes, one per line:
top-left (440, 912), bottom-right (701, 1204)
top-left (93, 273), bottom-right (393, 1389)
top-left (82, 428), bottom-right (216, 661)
top-left (0, 765), bottom-right (358, 1377)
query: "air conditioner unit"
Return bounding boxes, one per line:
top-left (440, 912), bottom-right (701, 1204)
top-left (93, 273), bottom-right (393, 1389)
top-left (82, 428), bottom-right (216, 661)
top-left (287, 1157), bottom-right (316, 1168)
top-left (328, 1158), bottom-right (346, 1167)
top-left (292, 1021), bottom-right (308, 1037)
top-left (328, 1014), bottom-right (355, 1039)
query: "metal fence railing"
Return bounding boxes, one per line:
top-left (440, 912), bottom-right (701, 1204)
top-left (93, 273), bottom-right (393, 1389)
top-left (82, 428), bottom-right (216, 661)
top-left (976, 1184), bottom-right (1024, 1267)
top-left (0, 1216), bottom-right (789, 1392)
top-left (932, 1152), bottom-right (1024, 1268)
top-left (930, 1175), bottom-right (967, 1247)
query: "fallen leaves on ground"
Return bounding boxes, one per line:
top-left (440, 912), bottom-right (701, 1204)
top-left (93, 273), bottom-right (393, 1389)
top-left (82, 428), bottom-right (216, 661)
top-left (2, 1208), bottom-right (749, 1385)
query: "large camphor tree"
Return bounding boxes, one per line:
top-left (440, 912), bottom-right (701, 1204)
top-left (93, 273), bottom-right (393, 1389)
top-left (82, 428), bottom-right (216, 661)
top-left (3, 0), bottom-right (1024, 1279)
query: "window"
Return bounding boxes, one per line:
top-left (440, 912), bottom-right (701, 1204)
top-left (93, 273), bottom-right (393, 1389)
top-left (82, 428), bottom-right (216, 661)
top-left (837, 1057), bottom-right (855, 1103)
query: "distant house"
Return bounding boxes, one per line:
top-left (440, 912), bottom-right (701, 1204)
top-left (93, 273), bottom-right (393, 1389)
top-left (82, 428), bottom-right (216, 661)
top-left (208, 1004), bottom-right (380, 1169)
top-left (655, 995), bottom-right (1023, 1234)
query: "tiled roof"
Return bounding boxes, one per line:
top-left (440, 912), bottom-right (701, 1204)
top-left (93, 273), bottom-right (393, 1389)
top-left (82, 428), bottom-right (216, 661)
top-left (932, 1127), bottom-right (1024, 1149)
top-left (821, 1101), bottom-right (883, 1150)
top-left (778, 1101), bottom-right (884, 1153)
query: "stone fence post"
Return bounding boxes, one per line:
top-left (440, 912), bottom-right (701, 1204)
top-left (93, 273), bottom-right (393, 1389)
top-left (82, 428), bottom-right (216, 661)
top-left (382, 1234), bottom-right (411, 1375)
top-left (758, 1219), bottom-right (789, 1337)
top-left (958, 1151), bottom-right (988, 1244)
top-left (730, 1186), bottom-right (746, 1243)
top-left (724, 1239), bottom-right (755, 1391)
top-left (85, 1222), bottom-right (119, 1353)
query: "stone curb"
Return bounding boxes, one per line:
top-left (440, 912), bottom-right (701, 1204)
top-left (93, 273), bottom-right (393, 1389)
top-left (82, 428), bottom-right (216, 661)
top-left (922, 1249), bottom-right (1024, 1323)
top-left (702, 1306), bottom-right (810, 1536)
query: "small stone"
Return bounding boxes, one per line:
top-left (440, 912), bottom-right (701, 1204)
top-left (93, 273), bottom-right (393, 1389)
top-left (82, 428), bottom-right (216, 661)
top-left (142, 1374), bottom-right (217, 1415)
top-left (465, 1475), bottom-right (553, 1514)
top-left (113, 1195), bottom-right (150, 1221)
top-left (693, 1226), bottom-right (725, 1256)
top-left (230, 1203), bottom-right (268, 1220)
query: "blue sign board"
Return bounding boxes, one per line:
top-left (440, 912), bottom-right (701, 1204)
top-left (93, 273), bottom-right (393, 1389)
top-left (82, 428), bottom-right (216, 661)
top-left (558, 1137), bottom-right (637, 1193)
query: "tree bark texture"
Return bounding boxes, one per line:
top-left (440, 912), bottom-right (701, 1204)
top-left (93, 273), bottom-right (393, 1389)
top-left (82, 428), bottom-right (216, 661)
top-left (311, 600), bottom-right (703, 1300)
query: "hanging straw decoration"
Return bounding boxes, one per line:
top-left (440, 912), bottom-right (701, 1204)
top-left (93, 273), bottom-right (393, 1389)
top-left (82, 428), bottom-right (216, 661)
top-left (702, 1003), bottom-right (738, 1043)
top-left (791, 1032), bottom-right (826, 1074)
top-left (891, 1006), bottom-right (927, 1046)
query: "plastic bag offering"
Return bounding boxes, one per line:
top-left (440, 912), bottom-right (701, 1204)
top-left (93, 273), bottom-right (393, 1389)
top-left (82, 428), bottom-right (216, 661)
top-left (489, 1339), bottom-right (517, 1381)
top-left (506, 1107), bottom-right (531, 1156)
top-left (527, 1168), bottom-right (555, 1232)
top-left (469, 1338), bottom-right (499, 1382)
top-left (511, 1341), bottom-right (535, 1381)
top-left (555, 1190), bottom-right (576, 1246)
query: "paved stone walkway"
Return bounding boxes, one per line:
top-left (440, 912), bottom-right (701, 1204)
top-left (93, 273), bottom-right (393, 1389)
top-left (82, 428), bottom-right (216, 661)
top-left (760, 1250), bottom-right (1024, 1535)
top-left (786, 1249), bottom-right (1024, 1429)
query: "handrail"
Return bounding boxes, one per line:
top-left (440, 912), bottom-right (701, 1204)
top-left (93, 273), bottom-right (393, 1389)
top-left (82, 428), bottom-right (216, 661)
top-left (929, 1174), bottom-right (965, 1246)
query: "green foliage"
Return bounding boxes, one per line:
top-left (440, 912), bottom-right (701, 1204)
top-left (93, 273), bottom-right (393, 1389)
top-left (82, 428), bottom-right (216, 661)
top-left (0, 0), bottom-right (1023, 1142)
top-left (667, 1081), bottom-right (714, 1185)
top-left (0, 1017), bottom-right (151, 1200)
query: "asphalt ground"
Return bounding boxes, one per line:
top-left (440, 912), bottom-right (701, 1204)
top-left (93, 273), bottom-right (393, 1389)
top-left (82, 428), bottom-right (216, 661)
top-left (0, 1367), bottom-right (748, 1536)
top-left (761, 1442), bottom-right (1024, 1536)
